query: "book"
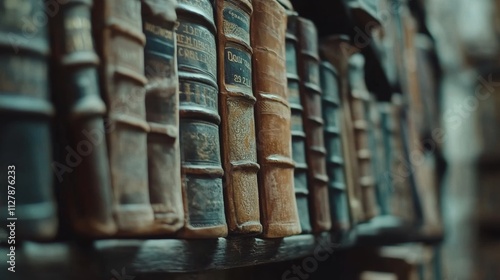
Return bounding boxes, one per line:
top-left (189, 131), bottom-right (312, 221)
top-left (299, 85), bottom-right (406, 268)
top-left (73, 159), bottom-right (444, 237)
top-left (389, 94), bottom-right (416, 223)
top-left (251, 0), bottom-right (301, 238)
top-left (285, 12), bottom-right (312, 233)
top-left (320, 61), bottom-right (351, 231)
top-left (93, 0), bottom-right (154, 234)
top-left (366, 95), bottom-right (390, 216)
top-left (176, 0), bottom-right (228, 238)
top-left (348, 53), bottom-right (379, 220)
top-left (377, 101), bottom-right (396, 216)
top-left (296, 17), bottom-right (332, 233)
top-left (142, 0), bottom-right (184, 234)
top-left (0, 0), bottom-right (58, 240)
top-left (51, 0), bottom-right (116, 237)
top-left (319, 35), bottom-right (365, 224)
top-left (216, 0), bottom-right (262, 235)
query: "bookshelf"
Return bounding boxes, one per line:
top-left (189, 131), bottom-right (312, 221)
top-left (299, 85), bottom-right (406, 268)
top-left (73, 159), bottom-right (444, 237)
top-left (0, 0), bottom-right (445, 279)
top-left (0, 219), bottom-right (442, 279)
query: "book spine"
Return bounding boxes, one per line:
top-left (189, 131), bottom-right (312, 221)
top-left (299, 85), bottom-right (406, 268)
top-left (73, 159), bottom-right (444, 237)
top-left (94, 0), bottom-right (154, 234)
top-left (216, 0), bottom-right (262, 235)
top-left (0, 0), bottom-right (58, 240)
top-left (142, 0), bottom-right (184, 234)
top-left (368, 96), bottom-right (390, 216)
top-left (390, 94), bottom-right (416, 223)
top-left (251, 0), bottom-right (301, 238)
top-left (176, 0), bottom-right (228, 238)
top-left (348, 53), bottom-right (379, 220)
top-left (285, 12), bottom-right (312, 234)
top-left (296, 18), bottom-right (331, 233)
top-left (320, 61), bottom-right (351, 231)
top-left (319, 36), bottom-right (366, 224)
top-left (53, 0), bottom-right (117, 237)
top-left (379, 102), bottom-right (395, 215)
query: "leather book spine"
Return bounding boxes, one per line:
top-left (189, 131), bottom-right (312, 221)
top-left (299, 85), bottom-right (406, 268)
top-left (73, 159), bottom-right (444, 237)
top-left (52, 0), bottom-right (117, 237)
top-left (93, 0), bottom-right (154, 234)
top-left (285, 12), bottom-right (312, 234)
top-left (320, 61), bottom-right (351, 231)
top-left (216, 0), bottom-right (262, 235)
top-left (319, 35), bottom-right (365, 224)
top-left (176, 0), bottom-right (228, 238)
top-left (142, 0), bottom-right (184, 234)
top-left (251, 0), bottom-right (301, 238)
top-left (0, 0), bottom-right (58, 241)
top-left (348, 53), bottom-right (379, 220)
top-left (296, 18), bottom-right (331, 233)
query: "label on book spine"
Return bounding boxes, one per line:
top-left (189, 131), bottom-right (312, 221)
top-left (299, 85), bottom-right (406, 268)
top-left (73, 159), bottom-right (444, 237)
top-left (224, 46), bottom-right (252, 90)
top-left (177, 22), bottom-right (217, 79)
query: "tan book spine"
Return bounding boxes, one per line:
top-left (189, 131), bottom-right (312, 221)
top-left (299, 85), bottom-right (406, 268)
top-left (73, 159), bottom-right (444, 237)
top-left (142, 0), bottom-right (184, 234)
top-left (251, 0), bottom-right (301, 238)
top-left (296, 17), bottom-right (332, 232)
top-left (216, 0), bottom-right (262, 235)
top-left (348, 53), bottom-right (379, 220)
top-left (93, 0), bottom-right (154, 234)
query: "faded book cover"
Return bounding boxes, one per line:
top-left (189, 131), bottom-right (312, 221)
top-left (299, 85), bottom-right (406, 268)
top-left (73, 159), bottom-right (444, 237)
top-left (93, 0), bottom-right (154, 234)
top-left (51, 0), bottom-right (116, 237)
top-left (176, 0), bottom-right (228, 238)
top-left (142, 0), bottom-right (185, 235)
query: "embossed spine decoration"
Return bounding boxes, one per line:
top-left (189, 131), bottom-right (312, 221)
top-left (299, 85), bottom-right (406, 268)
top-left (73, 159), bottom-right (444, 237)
top-left (320, 61), bottom-right (351, 231)
top-left (296, 18), bottom-right (331, 233)
top-left (142, 0), bottom-right (184, 234)
top-left (348, 53), bottom-right (379, 220)
top-left (0, 0), bottom-right (58, 240)
top-left (93, 0), bottom-right (154, 234)
top-left (216, 0), bottom-right (262, 235)
top-left (251, 0), bottom-right (301, 238)
top-left (285, 12), bottom-right (312, 234)
top-left (52, 0), bottom-right (116, 236)
top-left (176, 0), bottom-right (228, 238)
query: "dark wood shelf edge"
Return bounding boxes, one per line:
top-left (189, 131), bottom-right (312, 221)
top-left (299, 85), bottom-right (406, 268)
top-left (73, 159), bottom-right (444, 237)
top-left (0, 222), bottom-right (443, 278)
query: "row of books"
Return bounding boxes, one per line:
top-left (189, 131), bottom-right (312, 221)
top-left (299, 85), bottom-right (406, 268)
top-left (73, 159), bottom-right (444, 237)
top-left (0, 0), bottom-right (437, 241)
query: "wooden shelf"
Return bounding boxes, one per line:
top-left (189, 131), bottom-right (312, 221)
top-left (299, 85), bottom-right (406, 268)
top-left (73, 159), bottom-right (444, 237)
top-left (0, 221), bottom-right (442, 279)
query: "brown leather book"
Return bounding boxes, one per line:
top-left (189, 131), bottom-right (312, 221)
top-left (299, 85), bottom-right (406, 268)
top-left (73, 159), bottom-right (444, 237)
top-left (251, 0), bottom-right (301, 238)
top-left (320, 61), bottom-right (351, 231)
top-left (348, 53), bottom-right (379, 220)
top-left (285, 12), bottom-right (312, 234)
top-left (296, 17), bottom-right (332, 232)
top-left (142, 0), bottom-right (184, 234)
top-left (320, 35), bottom-right (365, 224)
top-left (93, 0), bottom-right (154, 234)
top-left (216, 0), bottom-right (262, 235)
top-left (51, 0), bottom-right (116, 237)
top-left (176, 0), bottom-right (228, 238)
top-left (0, 0), bottom-right (58, 241)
